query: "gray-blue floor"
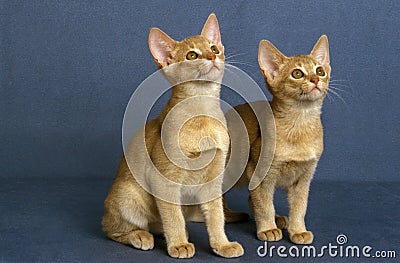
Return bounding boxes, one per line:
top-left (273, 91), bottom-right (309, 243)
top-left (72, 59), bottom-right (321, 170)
top-left (1, 178), bottom-right (398, 262)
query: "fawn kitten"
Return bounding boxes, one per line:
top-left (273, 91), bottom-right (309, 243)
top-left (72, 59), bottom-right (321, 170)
top-left (232, 35), bottom-right (330, 244)
top-left (101, 14), bottom-right (244, 258)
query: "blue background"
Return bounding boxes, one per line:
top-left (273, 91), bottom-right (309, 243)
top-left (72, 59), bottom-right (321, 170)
top-left (1, 1), bottom-right (400, 262)
top-left (2, 0), bottom-right (399, 181)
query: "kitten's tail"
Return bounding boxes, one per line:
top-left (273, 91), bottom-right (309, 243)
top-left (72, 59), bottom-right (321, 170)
top-left (188, 196), bottom-right (249, 223)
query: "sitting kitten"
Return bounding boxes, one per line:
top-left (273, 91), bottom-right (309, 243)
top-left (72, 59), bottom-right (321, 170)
top-left (101, 14), bottom-right (244, 258)
top-left (231, 35), bottom-right (330, 244)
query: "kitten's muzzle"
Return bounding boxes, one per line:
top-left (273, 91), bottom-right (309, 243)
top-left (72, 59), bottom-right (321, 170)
top-left (203, 52), bottom-right (216, 61)
top-left (310, 76), bottom-right (319, 85)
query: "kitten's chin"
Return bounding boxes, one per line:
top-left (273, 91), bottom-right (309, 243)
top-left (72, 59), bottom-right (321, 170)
top-left (299, 89), bottom-right (325, 102)
top-left (199, 63), bottom-right (224, 81)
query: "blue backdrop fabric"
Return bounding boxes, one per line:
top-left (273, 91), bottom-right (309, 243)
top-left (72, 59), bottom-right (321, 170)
top-left (1, 1), bottom-right (400, 262)
top-left (2, 0), bottom-right (399, 181)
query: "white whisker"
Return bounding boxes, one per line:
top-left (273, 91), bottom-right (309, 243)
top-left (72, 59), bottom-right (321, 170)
top-left (329, 85), bottom-right (351, 94)
top-left (325, 91), bottom-right (333, 103)
top-left (329, 78), bottom-right (349, 82)
top-left (328, 88), bottom-right (347, 105)
top-left (226, 60), bottom-right (257, 68)
top-left (224, 53), bottom-right (248, 60)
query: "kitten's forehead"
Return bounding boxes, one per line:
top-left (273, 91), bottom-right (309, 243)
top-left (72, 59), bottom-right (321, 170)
top-left (180, 35), bottom-right (213, 49)
top-left (284, 55), bottom-right (320, 72)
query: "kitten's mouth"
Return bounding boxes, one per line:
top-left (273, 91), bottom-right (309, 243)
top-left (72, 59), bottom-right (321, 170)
top-left (209, 62), bottom-right (221, 71)
top-left (300, 86), bottom-right (323, 100)
top-left (310, 86), bottom-right (321, 94)
top-left (204, 63), bottom-right (221, 75)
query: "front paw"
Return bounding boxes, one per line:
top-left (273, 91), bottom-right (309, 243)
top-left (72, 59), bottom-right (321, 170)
top-left (213, 242), bottom-right (244, 258)
top-left (257, 228), bottom-right (282, 241)
top-left (290, 231), bottom-right (314, 244)
top-left (167, 243), bottom-right (195, 258)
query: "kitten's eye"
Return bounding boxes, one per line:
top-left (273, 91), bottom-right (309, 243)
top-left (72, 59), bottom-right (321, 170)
top-left (186, 51), bottom-right (198, 60)
top-left (291, 69), bottom-right (304, 79)
top-left (211, 45), bottom-right (220, 54)
top-left (316, 66), bottom-right (325, 76)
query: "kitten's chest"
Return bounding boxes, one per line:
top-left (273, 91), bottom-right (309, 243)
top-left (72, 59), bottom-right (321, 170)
top-left (274, 115), bottom-right (323, 162)
top-left (162, 95), bottom-right (229, 152)
top-left (178, 115), bottom-right (229, 155)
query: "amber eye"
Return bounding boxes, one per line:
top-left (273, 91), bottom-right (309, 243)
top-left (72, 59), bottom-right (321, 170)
top-left (211, 45), bottom-right (220, 54)
top-left (291, 69), bottom-right (304, 79)
top-left (316, 66), bottom-right (325, 76)
top-left (186, 51), bottom-right (198, 60)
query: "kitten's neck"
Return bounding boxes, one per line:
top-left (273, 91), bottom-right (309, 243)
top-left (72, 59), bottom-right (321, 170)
top-left (169, 81), bottom-right (221, 102)
top-left (271, 97), bottom-right (323, 116)
top-left (271, 97), bottom-right (323, 141)
top-left (159, 81), bottom-right (223, 122)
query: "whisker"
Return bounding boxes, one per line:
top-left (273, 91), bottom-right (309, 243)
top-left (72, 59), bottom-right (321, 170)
top-left (226, 60), bottom-right (257, 68)
top-left (329, 83), bottom-right (350, 87)
top-left (329, 85), bottom-right (351, 94)
top-left (325, 92), bottom-right (333, 103)
top-left (329, 80), bottom-right (349, 82)
top-left (224, 53), bottom-right (248, 60)
top-left (225, 63), bottom-right (261, 82)
top-left (328, 89), bottom-right (347, 105)
top-left (329, 78), bottom-right (350, 82)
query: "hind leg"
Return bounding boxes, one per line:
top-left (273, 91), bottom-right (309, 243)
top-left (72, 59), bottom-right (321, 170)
top-left (248, 194), bottom-right (288, 229)
top-left (102, 206), bottom-right (155, 251)
top-left (110, 229), bottom-right (154, 250)
top-left (102, 192), bottom-right (156, 251)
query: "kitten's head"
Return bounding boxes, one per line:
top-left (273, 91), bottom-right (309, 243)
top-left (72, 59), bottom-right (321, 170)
top-left (148, 13), bottom-right (224, 84)
top-left (258, 35), bottom-right (330, 103)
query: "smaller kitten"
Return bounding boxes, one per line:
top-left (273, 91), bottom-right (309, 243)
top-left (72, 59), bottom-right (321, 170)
top-left (231, 35), bottom-right (330, 244)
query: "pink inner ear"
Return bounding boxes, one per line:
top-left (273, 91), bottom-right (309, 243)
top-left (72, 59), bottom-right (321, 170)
top-left (313, 48), bottom-right (329, 66)
top-left (149, 29), bottom-right (175, 67)
top-left (206, 29), bottom-right (220, 45)
top-left (151, 41), bottom-right (170, 65)
top-left (259, 49), bottom-right (280, 79)
top-left (266, 60), bottom-right (280, 78)
top-left (258, 40), bottom-right (286, 80)
top-left (201, 15), bottom-right (222, 46)
top-left (311, 36), bottom-right (330, 66)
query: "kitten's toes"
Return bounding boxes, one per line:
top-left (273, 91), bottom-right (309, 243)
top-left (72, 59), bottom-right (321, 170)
top-left (257, 228), bottom-right (282, 241)
top-left (290, 231), bottom-right (314, 244)
top-left (130, 230), bottom-right (154, 250)
top-left (275, 215), bottom-right (289, 229)
top-left (167, 243), bottom-right (195, 258)
top-left (213, 241), bottom-right (244, 258)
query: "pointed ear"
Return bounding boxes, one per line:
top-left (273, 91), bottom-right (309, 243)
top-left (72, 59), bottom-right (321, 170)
top-left (148, 27), bottom-right (176, 67)
top-left (258, 40), bottom-right (286, 80)
top-left (201, 13), bottom-right (222, 47)
top-left (311, 35), bottom-right (330, 66)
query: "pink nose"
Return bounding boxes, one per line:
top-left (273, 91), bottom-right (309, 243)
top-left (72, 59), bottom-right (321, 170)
top-left (310, 76), bottom-right (319, 85)
top-left (205, 52), bottom-right (216, 61)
